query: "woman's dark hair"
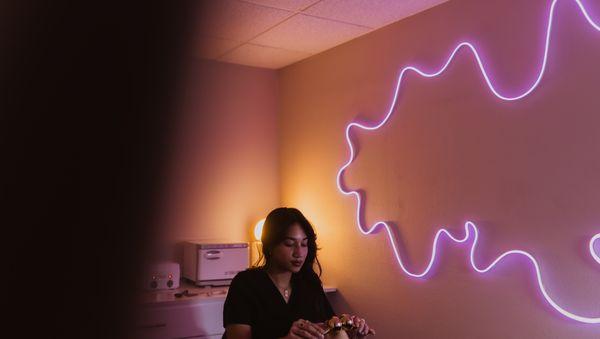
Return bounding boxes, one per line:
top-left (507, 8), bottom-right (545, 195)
top-left (256, 207), bottom-right (323, 279)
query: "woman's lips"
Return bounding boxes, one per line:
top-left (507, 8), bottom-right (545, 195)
top-left (291, 261), bottom-right (303, 267)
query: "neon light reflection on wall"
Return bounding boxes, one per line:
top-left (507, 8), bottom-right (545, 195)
top-left (336, 0), bottom-right (600, 324)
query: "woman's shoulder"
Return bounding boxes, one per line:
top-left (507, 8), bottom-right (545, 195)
top-left (294, 270), bottom-right (324, 291)
top-left (231, 267), bottom-right (266, 284)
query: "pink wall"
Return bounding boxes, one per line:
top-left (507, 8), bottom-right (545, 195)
top-left (278, 0), bottom-right (600, 337)
top-left (156, 59), bottom-right (279, 261)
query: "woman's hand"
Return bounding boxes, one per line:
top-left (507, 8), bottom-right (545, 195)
top-left (343, 314), bottom-right (375, 338)
top-left (282, 318), bottom-right (326, 339)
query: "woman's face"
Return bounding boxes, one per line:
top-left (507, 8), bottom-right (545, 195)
top-left (270, 223), bottom-right (308, 273)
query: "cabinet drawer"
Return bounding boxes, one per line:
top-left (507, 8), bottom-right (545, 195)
top-left (136, 300), bottom-right (225, 338)
top-left (135, 306), bottom-right (169, 339)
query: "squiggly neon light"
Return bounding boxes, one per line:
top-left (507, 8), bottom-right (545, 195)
top-left (336, 0), bottom-right (600, 324)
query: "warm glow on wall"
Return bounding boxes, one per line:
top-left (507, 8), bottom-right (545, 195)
top-left (254, 218), bottom-right (265, 241)
top-left (251, 219), bottom-right (266, 266)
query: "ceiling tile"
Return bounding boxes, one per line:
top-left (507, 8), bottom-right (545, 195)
top-left (196, 0), bottom-right (293, 41)
top-left (251, 14), bottom-right (370, 53)
top-left (219, 43), bottom-right (311, 69)
top-left (303, 0), bottom-right (448, 28)
top-left (195, 36), bottom-right (243, 59)
top-left (240, 0), bottom-right (321, 12)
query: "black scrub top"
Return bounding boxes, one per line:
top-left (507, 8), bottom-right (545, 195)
top-left (223, 267), bottom-right (335, 338)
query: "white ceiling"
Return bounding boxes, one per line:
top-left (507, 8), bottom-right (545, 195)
top-left (195, 0), bottom-right (449, 69)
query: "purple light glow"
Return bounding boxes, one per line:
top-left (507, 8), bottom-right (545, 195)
top-left (336, 0), bottom-right (600, 324)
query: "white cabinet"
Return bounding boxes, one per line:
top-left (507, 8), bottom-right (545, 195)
top-left (136, 285), bottom-right (226, 339)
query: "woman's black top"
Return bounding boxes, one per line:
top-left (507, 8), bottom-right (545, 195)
top-left (223, 267), bottom-right (335, 338)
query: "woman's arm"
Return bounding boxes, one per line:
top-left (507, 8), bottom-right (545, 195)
top-left (224, 324), bottom-right (252, 339)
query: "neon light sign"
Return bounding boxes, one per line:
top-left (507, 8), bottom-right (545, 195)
top-left (336, 0), bottom-right (600, 324)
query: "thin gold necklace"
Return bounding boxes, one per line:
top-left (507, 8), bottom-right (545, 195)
top-left (267, 271), bottom-right (291, 300)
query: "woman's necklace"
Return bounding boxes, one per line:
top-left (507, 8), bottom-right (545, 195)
top-left (283, 287), bottom-right (290, 300)
top-left (267, 271), bottom-right (292, 301)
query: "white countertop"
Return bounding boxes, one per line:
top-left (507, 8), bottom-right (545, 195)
top-left (139, 280), bottom-right (337, 307)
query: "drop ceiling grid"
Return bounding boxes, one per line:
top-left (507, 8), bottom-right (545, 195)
top-left (250, 14), bottom-right (371, 54)
top-left (238, 0), bottom-right (323, 12)
top-left (208, 1), bottom-right (309, 66)
top-left (214, 0), bottom-right (378, 68)
top-left (201, 0), bottom-right (449, 69)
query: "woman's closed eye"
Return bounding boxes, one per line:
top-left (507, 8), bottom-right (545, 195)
top-left (284, 239), bottom-right (308, 247)
top-left (284, 242), bottom-right (307, 248)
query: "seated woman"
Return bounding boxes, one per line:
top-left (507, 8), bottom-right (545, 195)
top-left (223, 207), bottom-right (375, 339)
